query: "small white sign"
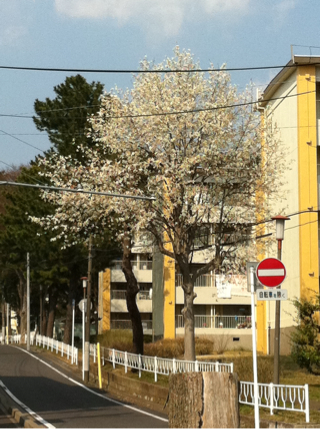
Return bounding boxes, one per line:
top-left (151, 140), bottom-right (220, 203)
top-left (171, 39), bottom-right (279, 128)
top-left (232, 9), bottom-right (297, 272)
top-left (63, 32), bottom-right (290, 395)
top-left (79, 299), bottom-right (87, 312)
top-left (257, 289), bottom-right (288, 301)
top-left (216, 281), bottom-right (232, 298)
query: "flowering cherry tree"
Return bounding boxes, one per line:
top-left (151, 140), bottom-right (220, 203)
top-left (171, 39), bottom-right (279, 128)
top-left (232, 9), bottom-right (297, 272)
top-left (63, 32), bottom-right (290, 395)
top-left (33, 47), bottom-right (284, 360)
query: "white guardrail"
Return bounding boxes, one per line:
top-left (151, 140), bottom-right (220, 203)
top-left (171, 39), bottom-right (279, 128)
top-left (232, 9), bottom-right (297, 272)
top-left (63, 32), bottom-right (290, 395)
top-left (88, 343), bottom-right (233, 382)
top-left (239, 381), bottom-right (309, 423)
top-left (35, 335), bottom-right (78, 365)
top-left (1, 335), bottom-right (310, 422)
top-left (0, 334), bottom-right (78, 365)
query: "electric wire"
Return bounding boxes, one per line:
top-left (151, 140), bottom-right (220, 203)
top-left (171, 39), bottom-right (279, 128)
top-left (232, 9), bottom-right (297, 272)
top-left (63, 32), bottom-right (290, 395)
top-left (0, 62), bottom-right (319, 74)
top-left (0, 89), bottom-right (315, 121)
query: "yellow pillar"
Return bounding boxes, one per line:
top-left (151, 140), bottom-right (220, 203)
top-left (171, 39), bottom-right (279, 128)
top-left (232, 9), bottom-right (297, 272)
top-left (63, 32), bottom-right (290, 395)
top-left (102, 268), bottom-right (111, 331)
top-left (256, 110), bottom-right (268, 353)
top-left (163, 250), bottom-right (176, 339)
top-left (297, 66), bottom-right (319, 300)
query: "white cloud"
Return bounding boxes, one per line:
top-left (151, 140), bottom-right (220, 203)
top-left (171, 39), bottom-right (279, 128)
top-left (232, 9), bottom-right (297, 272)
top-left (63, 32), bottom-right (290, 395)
top-left (55, 0), bottom-right (252, 37)
top-left (0, 25), bottom-right (28, 47)
top-left (0, 2), bottom-right (29, 47)
top-left (273, 0), bottom-right (297, 26)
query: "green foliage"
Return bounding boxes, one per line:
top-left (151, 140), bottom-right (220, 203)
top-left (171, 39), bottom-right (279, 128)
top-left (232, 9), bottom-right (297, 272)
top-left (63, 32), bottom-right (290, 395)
top-left (33, 74), bottom-right (105, 160)
top-left (291, 294), bottom-right (320, 374)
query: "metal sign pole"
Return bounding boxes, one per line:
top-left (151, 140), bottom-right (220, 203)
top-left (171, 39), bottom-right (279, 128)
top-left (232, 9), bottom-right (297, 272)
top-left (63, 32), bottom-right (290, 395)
top-left (71, 299), bottom-right (75, 364)
top-left (82, 302), bottom-right (85, 380)
top-left (250, 267), bottom-right (260, 428)
top-left (27, 253), bottom-right (30, 351)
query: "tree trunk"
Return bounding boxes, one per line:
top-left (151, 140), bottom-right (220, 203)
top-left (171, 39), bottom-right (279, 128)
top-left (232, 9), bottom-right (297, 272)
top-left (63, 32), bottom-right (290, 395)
top-left (93, 275), bottom-right (99, 336)
top-left (42, 309), bottom-right (47, 337)
top-left (16, 269), bottom-right (27, 341)
top-left (168, 372), bottom-right (239, 428)
top-left (183, 288), bottom-right (196, 361)
top-left (20, 284), bottom-right (27, 342)
top-left (46, 288), bottom-right (57, 338)
top-left (8, 310), bottom-right (11, 336)
top-left (2, 301), bottom-right (5, 339)
top-left (122, 234), bottom-right (144, 355)
top-left (64, 272), bottom-right (78, 345)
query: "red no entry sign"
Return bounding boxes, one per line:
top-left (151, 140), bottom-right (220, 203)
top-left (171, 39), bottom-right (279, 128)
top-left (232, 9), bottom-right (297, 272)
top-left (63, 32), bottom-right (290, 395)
top-left (256, 258), bottom-right (286, 288)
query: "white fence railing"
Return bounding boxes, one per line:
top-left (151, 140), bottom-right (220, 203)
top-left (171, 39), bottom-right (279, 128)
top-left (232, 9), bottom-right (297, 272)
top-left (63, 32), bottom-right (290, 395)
top-left (89, 344), bottom-right (233, 382)
top-left (239, 381), bottom-right (309, 423)
top-left (0, 333), bottom-right (35, 344)
top-left (1, 335), bottom-right (310, 422)
top-left (35, 335), bottom-right (78, 365)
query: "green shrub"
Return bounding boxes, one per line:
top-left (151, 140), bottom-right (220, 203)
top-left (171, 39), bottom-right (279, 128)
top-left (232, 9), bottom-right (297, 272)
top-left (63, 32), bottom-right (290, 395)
top-left (290, 295), bottom-right (320, 374)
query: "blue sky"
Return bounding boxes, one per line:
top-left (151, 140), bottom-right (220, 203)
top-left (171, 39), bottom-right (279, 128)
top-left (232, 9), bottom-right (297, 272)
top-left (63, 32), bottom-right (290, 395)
top-left (0, 0), bottom-right (319, 168)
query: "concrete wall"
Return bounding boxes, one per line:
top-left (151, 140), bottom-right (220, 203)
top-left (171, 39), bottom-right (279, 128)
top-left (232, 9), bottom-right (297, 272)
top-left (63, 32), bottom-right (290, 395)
top-left (111, 298), bottom-right (152, 313)
top-left (111, 268), bottom-right (152, 283)
top-left (175, 286), bottom-right (251, 306)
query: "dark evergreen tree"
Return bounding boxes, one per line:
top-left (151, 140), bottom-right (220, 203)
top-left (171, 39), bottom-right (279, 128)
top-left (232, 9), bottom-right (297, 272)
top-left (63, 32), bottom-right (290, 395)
top-left (33, 75), bottom-right (104, 160)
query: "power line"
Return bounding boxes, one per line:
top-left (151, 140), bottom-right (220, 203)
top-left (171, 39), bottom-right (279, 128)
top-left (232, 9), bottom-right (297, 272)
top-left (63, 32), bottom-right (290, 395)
top-left (0, 129), bottom-right (44, 153)
top-left (0, 62), bottom-right (319, 74)
top-left (0, 64), bottom-right (298, 74)
top-left (0, 89), bottom-right (315, 121)
top-left (0, 181), bottom-right (156, 201)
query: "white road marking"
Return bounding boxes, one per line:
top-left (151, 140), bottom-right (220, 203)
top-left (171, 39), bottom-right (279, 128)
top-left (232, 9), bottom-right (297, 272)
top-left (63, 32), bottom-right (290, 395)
top-left (16, 347), bottom-right (168, 423)
top-left (0, 380), bottom-right (54, 428)
top-left (258, 269), bottom-right (284, 276)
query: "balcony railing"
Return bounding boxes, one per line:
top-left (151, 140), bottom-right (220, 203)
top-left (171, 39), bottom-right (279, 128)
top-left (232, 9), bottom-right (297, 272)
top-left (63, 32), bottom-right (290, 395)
top-left (176, 273), bottom-right (214, 287)
top-left (176, 315), bottom-right (251, 329)
top-left (112, 260), bottom-right (152, 270)
top-left (111, 290), bottom-right (152, 300)
top-left (110, 320), bottom-right (153, 330)
top-left (176, 273), bottom-right (247, 290)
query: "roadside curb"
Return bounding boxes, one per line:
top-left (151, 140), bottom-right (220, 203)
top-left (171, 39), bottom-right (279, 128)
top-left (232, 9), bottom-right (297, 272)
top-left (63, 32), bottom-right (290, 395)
top-left (0, 381), bottom-right (45, 428)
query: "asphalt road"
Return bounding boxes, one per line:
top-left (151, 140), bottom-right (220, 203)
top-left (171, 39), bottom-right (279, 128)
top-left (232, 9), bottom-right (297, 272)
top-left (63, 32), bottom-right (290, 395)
top-left (0, 345), bottom-right (168, 428)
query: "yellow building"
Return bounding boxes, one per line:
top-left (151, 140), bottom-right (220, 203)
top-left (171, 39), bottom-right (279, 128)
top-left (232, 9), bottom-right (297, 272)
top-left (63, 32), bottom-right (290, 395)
top-left (257, 55), bottom-right (320, 354)
top-left (99, 234), bottom-right (253, 349)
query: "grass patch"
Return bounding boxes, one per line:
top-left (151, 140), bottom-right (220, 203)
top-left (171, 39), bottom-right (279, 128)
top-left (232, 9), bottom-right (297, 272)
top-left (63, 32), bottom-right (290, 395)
top-left (96, 331), bottom-right (214, 358)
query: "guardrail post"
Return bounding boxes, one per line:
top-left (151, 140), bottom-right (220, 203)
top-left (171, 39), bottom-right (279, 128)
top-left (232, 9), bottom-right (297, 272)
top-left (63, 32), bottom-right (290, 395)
top-left (139, 354), bottom-right (142, 378)
top-left (94, 344), bottom-right (96, 363)
top-left (173, 358), bottom-right (176, 374)
top-left (67, 344), bottom-right (70, 360)
top-left (230, 363), bottom-right (234, 373)
top-left (215, 361), bottom-right (220, 372)
top-left (305, 384), bottom-right (309, 423)
top-left (61, 342), bottom-right (64, 357)
top-left (270, 383), bottom-right (274, 415)
top-left (112, 349), bottom-right (115, 369)
top-left (124, 351), bottom-right (128, 374)
top-left (76, 348), bottom-right (78, 366)
top-left (51, 338), bottom-right (53, 352)
top-left (154, 356), bottom-right (158, 382)
top-left (195, 360), bottom-right (199, 372)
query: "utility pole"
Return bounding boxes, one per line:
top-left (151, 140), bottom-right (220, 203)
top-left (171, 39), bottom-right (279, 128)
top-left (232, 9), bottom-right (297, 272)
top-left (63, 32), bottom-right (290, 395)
top-left (6, 303), bottom-right (9, 344)
top-left (272, 215), bottom-right (289, 385)
top-left (27, 252), bottom-right (30, 351)
top-left (40, 285), bottom-right (43, 336)
top-left (1, 303), bottom-right (4, 341)
top-left (84, 235), bottom-right (93, 384)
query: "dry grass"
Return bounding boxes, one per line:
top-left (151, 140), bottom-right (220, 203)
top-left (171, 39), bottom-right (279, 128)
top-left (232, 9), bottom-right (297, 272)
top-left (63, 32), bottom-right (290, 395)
top-left (96, 330), bottom-right (134, 352)
top-left (213, 333), bottom-right (231, 355)
top-left (97, 331), bottom-right (214, 358)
